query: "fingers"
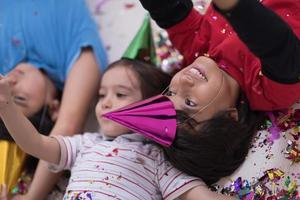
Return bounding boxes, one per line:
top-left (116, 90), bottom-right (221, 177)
top-left (0, 184), bottom-right (8, 200)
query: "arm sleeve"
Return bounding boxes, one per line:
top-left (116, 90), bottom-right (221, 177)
top-left (166, 9), bottom-right (213, 66)
top-left (47, 135), bottom-right (83, 172)
top-left (63, 0), bottom-right (108, 75)
top-left (156, 154), bottom-right (204, 200)
top-left (214, 0), bottom-right (300, 83)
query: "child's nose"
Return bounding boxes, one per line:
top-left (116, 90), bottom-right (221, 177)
top-left (101, 98), bottom-right (112, 109)
top-left (6, 75), bottom-right (17, 86)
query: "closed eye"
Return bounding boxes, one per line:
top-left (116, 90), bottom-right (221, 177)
top-left (116, 93), bottom-right (127, 98)
top-left (14, 96), bottom-right (28, 107)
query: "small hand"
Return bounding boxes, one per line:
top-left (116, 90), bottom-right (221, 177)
top-left (0, 185), bottom-right (25, 200)
top-left (10, 195), bottom-right (25, 200)
top-left (0, 184), bottom-right (8, 200)
top-left (0, 75), bottom-right (13, 109)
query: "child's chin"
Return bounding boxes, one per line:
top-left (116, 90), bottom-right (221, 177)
top-left (102, 126), bottom-right (130, 138)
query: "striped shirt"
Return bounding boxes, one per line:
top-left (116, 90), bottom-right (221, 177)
top-left (50, 133), bottom-right (203, 200)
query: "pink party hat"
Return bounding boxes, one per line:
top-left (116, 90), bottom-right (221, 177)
top-left (103, 95), bottom-right (177, 147)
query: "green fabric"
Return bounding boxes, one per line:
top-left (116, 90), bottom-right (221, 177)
top-left (122, 15), bottom-right (156, 64)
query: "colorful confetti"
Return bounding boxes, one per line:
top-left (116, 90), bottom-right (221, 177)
top-left (124, 3), bottom-right (135, 9)
top-left (95, 0), bottom-right (109, 14)
top-left (285, 140), bottom-right (300, 163)
top-left (154, 30), bottom-right (183, 74)
top-left (10, 173), bottom-right (32, 195)
top-left (214, 169), bottom-right (300, 200)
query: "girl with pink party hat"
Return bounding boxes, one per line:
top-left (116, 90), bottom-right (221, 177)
top-left (105, 0), bottom-right (300, 188)
top-left (0, 58), bottom-right (236, 200)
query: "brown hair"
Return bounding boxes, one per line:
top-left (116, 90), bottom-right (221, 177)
top-left (162, 95), bottom-right (265, 185)
top-left (102, 58), bottom-right (171, 98)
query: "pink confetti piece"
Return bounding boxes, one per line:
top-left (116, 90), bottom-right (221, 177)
top-left (95, 0), bottom-right (109, 14)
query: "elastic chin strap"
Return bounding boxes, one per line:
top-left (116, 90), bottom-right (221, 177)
top-left (177, 71), bottom-right (225, 125)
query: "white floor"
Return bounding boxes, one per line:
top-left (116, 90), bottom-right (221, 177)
top-left (86, 0), bottom-right (147, 63)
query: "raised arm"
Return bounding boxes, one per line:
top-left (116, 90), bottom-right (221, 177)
top-left (0, 76), bottom-right (60, 165)
top-left (24, 49), bottom-right (101, 200)
top-left (213, 0), bottom-right (300, 84)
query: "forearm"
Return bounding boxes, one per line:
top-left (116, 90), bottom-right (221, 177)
top-left (213, 0), bottom-right (300, 83)
top-left (51, 48), bottom-right (100, 136)
top-left (25, 162), bottom-right (63, 200)
top-left (0, 102), bottom-right (59, 164)
top-left (24, 49), bottom-right (100, 200)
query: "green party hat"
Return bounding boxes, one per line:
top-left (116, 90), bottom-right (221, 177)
top-left (122, 15), bottom-right (156, 64)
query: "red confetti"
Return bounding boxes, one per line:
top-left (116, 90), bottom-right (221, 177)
top-left (112, 148), bottom-right (119, 155)
top-left (124, 3), bottom-right (135, 9)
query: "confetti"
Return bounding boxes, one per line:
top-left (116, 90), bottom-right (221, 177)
top-left (216, 169), bottom-right (300, 199)
top-left (124, 3), bottom-right (135, 9)
top-left (154, 30), bottom-right (183, 74)
top-left (284, 140), bottom-right (300, 163)
top-left (95, 0), bottom-right (109, 14)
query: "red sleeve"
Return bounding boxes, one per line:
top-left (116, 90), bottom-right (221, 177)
top-left (166, 7), bottom-right (228, 67)
top-left (166, 9), bottom-right (209, 66)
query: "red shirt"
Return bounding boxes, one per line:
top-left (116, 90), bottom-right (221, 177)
top-left (167, 0), bottom-right (300, 111)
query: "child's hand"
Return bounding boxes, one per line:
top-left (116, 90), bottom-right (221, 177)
top-left (0, 184), bottom-right (8, 200)
top-left (0, 184), bottom-right (24, 200)
top-left (10, 195), bottom-right (24, 200)
top-left (0, 75), bottom-right (13, 110)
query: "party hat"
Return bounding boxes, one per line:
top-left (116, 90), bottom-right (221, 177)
top-left (103, 95), bottom-right (176, 147)
top-left (122, 15), bottom-right (156, 64)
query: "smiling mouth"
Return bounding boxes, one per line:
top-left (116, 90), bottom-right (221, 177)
top-left (188, 67), bottom-right (208, 81)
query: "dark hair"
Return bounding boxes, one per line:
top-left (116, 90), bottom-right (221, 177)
top-left (0, 107), bottom-right (55, 172)
top-left (162, 95), bottom-right (265, 185)
top-left (102, 58), bottom-right (171, 98)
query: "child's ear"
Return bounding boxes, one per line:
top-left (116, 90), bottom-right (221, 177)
top-left (48, 99), bottom-right (60, 122)
top-left (226, 107), bottom-right (238, 121)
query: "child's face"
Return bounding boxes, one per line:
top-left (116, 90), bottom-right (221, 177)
top-left (95, 66), bottom-right (143, 137)
top-left (166, 56), bottom-right (239, 122)
top-left (6, 63), bottom-right (57, 117)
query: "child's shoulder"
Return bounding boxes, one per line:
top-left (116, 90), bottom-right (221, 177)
top-left (68, 132), bottom-right (103, 145)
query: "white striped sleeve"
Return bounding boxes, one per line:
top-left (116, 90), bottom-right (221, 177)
top-left (47, 135), bottom-right (82, 172)
top-left (156, 155), bottom-right (204, 200)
